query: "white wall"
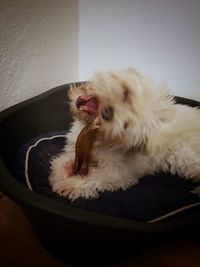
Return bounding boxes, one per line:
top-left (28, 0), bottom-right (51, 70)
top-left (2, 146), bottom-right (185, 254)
top-left (0, 0), bottom-right (78, 111)
top-left (1, 0), bottom-right (200, 113)
top-left (79, 0), bottom-right (200, 99)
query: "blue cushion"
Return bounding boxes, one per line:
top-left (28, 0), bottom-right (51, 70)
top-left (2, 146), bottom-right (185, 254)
top-left (12, 132), bottom-right (200, 223)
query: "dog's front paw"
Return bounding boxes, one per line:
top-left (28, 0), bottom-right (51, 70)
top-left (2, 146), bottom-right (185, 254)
top-left (191, 186), bottom-right (200, 197)
top-left (52, 177), bottom-right (99, 201)
top-left (49, 156), bottom-right (74, 185)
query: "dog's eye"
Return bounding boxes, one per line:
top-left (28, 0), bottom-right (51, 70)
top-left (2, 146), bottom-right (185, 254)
top-left (123, 122), bottom-right (129, 129)
top-left (101, 106), bottom-right (114, 121)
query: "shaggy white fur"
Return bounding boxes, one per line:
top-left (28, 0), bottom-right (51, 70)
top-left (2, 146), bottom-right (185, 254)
top-left (49, 68), bottom-right (200, 201)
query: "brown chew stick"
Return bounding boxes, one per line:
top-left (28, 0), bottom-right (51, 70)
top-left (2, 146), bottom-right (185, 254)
top-left (73, 119), bottom-right (99, 176)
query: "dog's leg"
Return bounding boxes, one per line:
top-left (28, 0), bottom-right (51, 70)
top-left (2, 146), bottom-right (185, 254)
top-left (49, 152), bottom-right (75, 185)
top-left (52, 166), bottom-right (138, 201)
top-left (51, 150), bottom-right (154, 200)
top-left (169, 143), bottom-right (200, 196)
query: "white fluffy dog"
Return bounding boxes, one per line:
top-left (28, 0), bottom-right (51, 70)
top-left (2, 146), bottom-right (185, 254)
top-left (49, 68), bottom-right (200, 201)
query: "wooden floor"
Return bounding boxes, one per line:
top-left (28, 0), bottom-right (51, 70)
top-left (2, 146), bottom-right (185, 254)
top-left (0, 196), bottom-right (67, 267)
top-left (0, 195), bottom-right (200, 267)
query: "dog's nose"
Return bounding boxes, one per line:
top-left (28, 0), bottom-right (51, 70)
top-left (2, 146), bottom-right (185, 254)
top-left (101, 106), bottom-right (114, 121)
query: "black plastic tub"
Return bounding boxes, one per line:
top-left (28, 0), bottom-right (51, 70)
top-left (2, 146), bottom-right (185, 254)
top-left (0, 84), bottom-right (200, 266)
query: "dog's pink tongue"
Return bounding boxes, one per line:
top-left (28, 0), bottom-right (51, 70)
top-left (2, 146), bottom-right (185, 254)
top-left (78, 95), bottom-right (98, 116)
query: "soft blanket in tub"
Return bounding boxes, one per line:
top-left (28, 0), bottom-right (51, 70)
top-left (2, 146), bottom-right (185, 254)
top-left (12, 131), bottom-right (200, 223)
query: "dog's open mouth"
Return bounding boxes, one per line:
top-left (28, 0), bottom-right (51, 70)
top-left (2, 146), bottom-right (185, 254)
top-left (76, 95), bottom-right (98, 116)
